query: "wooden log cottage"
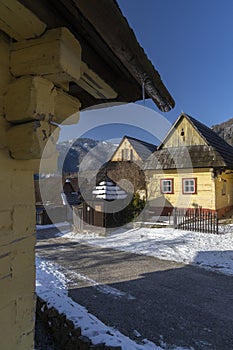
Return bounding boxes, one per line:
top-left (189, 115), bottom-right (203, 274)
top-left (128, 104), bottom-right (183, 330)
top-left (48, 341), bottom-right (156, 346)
top-left (144, 113), bottom-right (233, 217)
top-left (0, 0), bottom-right (174, 348)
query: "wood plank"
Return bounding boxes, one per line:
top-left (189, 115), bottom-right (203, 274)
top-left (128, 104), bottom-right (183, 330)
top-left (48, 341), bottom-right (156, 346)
top-left (72, 0), bottom-right (174, 111)
top-left (0, 0), bottom-right (46, 41)
top-left (18, 0), bottom-right (143, 106)
top-left (77, 62), bottom-right (117, 99)
top-left (54, 89), bottom-right (80, 125)
top-left (7, 121), bottom-right (59, 160)
top-left (5, 76), bottom-right (54, 124)
top-left (10, 24), bottom-right (117, 100)
top-left (10, 27), bottom-right (82, 84)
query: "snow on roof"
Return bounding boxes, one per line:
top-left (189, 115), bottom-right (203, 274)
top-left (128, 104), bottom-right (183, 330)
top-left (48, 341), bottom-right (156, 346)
top-left (92, 178), bottom-right (127, 200)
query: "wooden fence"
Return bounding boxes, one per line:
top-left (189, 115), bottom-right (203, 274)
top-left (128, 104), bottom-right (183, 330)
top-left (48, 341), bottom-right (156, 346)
top-left (173, 207), bottom-right (219, 234)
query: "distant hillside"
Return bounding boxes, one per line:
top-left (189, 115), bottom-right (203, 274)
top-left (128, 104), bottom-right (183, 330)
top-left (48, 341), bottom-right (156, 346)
top-left (57, 138), bottom-right (118, 173)
top-left (212, 118), bottom-right (233, 146)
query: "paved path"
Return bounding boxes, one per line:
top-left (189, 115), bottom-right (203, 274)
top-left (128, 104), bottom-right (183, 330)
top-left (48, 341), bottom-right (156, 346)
top-left (36, 228), bottom-right (233, 350)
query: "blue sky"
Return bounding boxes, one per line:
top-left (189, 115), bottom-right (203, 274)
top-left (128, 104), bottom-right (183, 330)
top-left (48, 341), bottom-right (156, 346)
top-left (117, 0), bottom-right (233, 126)
top-left (60, 0), bottom-right (233, 143)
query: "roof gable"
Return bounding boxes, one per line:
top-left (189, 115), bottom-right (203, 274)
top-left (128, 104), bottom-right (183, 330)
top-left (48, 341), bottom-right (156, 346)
top-left (127, 136), bottom-right (157, 161)
top-left (111, 135), bottom-right (157, 162)
top-left (147, 113), bottom-right (233, 170)
top-left (158, 114), bottom-right (207, 149)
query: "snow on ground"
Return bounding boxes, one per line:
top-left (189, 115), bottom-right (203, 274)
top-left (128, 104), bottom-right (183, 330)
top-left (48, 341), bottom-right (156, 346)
top-left (36, 221), bottom-right (71, 230)
top-left (63, 224), bottom-right (233, 276)
top-left (36, 257), bottom-right (190, 350)
top-left (36, 223), bottom-right (233, 350)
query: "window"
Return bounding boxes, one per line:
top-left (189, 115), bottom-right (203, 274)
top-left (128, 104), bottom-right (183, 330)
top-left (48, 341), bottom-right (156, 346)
top-left (182, 178), bottom-right (197, 194)
top-left (222, 181), bottom-right (226, 196)
top-left (122, 148), bottom-right (129, 160)
top-left (122, 148), bottom-right (134, 161)
top-left (161, 179), bottom-right (174, 194)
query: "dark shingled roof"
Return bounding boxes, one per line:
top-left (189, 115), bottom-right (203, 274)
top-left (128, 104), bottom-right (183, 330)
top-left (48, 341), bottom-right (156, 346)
top-left (185, 115), bottom-right (233, 166)
top-left (126, 136), bottom-right (157, 161)
top-left (145, 113), bottom-right (233, 170)
top-left (145, 145), bottom-right (228, 170)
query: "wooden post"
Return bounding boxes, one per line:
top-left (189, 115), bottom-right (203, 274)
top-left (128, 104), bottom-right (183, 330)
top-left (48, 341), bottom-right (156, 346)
top-left (173, 207), bottom-right (177, 229)
top-left (210, 212), bottom-right (212, 234)
top-left (194, 208), bottom-right (197, 232)
top-left (215, 212), bottom-right (219, 235)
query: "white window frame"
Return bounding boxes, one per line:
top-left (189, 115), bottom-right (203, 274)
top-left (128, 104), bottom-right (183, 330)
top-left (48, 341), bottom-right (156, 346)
top-left (161, 179), bottom-right (173, 194)
top-left (182, 178), bottom-right (197, 194)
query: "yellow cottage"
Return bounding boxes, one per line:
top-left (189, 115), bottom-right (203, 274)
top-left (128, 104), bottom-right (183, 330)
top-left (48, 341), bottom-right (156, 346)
top-left (145, 113), bottom-right (233, 217)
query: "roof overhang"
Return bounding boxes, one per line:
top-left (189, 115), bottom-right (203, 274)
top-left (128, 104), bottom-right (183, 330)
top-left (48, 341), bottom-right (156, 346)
top-left (17, 0), bottom-right (175, 111)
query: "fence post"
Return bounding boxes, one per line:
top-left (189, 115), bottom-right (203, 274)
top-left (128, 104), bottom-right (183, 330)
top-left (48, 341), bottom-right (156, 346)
top-left (215, 212), bottom-right (219, 234)
top-left (173, 207), bottom-right (218, 234)
top-left (173, 207), bottom-right (177, 229)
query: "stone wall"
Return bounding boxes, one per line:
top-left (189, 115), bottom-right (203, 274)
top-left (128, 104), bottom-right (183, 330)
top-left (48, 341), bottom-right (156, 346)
top-left (37, 296), bottom-right (122, 350)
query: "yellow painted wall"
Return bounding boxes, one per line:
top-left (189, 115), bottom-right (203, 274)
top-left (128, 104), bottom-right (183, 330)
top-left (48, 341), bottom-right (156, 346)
top-left (146, 168), bottom-right (216, 210)
top-left (162, 116), bottom-right (206, 148)
top-left (214, 171), bottom-right (233, 210)
top-left (0, 31), bottom-right (36, 349)
top-left (111, 138), bottom-right (141, 162)
top-left (151, 115), bottom-right (233, 214)
top-left (1, 21), bottom-right (84, 347)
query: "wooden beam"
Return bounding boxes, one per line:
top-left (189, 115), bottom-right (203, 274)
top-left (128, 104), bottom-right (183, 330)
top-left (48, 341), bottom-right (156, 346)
top-left (7, 121), bottom-right (59, 160)
top-left (10, 27), bottom-right (82, 84)
top-left (77, 62), bottom-right (117, 99)
top-left (54, 89), bottom-right (80, 125)
top-left (0, 0), bottom-right (46, 41)
top-left (17, 0), bottom-right (143, 105)
top-left (5, 75), bottom-right (81, 125)
top-left (5, 76), bottom-right (55, 124)
top-left (10, 25), bottom-right (118, 101)
top-left (72, 0), bottom-right (175, 111)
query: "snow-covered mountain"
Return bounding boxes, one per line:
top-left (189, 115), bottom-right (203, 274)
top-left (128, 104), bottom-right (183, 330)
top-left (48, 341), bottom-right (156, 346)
top-left (212, 118), bottom-right (233, 146)
top-left (57, 138), bottom-right (118, 174)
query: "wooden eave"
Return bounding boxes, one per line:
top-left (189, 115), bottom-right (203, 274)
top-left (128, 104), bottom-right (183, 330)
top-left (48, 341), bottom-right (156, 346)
top-left (18, 0), bottom-right (175, 111)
